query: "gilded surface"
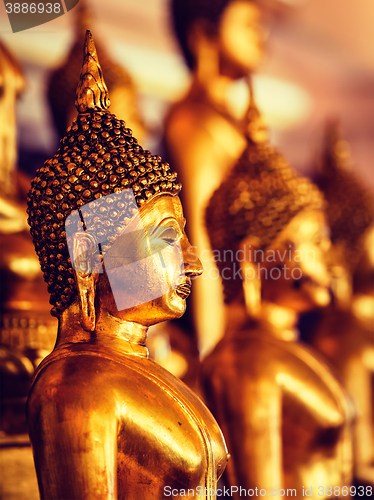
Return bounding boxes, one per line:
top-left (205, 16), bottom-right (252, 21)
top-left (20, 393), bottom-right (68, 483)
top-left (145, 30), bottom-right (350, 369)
top-left (26, 31), bottom-right (227, 499)
top-left (0, 41), bottom-right (56, 380)
top-left (312, 125), bottom-right (374, 486)
top-left (165, 0), bottom-right (266, 354)
top-left (202, 110), bottom-right (353, 499)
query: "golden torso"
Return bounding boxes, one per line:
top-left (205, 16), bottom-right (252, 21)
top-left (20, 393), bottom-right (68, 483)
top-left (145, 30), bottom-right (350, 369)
top-left (28, 337), bottom-right (227, 500)
top-left (313, 302), bottom-right (374, 484)
top-left (164, 93), bottom-right (246, 355)
top-left (202, 325), bottom-right (353, 499)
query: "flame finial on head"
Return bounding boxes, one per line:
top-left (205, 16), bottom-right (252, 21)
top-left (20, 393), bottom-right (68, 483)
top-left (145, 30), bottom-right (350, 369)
top-left (75, 30), bottom-right (110, 113)
top-left (28, 29), bottom-right (180, 316)
top-left (316, 120), bottom-right (374, 267)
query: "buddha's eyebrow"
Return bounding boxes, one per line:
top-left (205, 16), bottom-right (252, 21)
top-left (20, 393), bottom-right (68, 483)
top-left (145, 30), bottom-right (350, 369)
top-left (174, 217), bottom-right (186, 231)
top-left (146, 217), bottom-right (178, 234)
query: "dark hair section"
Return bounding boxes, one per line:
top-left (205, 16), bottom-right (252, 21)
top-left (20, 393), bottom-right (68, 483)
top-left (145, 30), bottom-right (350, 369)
top-left (170, 0), bottom-right (231, 69)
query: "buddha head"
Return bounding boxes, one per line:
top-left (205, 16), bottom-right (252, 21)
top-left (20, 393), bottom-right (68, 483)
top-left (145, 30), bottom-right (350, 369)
top-left (48, 0), bottom-right (145, 142)
top-left (27, 31), bottom-right (202, 331)
top-left (205, 107), bottom-right (330, 315)
top-left (171, 0), bottom-right (266, 78)
top-left (316, 122), bottom-right (374, 303)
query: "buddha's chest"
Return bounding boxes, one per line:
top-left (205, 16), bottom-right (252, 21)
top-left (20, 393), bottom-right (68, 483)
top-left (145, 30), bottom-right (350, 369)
top-left (112, 360), bottom-right (225, 500)
top-left (209, 336), bottom-right (351, 448)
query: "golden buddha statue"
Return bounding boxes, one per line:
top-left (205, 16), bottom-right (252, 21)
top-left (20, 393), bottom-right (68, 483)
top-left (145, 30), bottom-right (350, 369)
top-left (26, 31), bottom-right (227, 499)
top-left (0, 40), bottom-right (24, 199)
top-left (311, 123), bottom-right (374, 487)
top-left (48, 0), bottom-right (145, 142)
top-left (164, 0), bottom-right (267, 354)
top-left (201, 108), bottom-right (353, 498)
top-left (0, 41), bottom-right (56, 435)
top-left (0, 40), bottom-right (56, 354)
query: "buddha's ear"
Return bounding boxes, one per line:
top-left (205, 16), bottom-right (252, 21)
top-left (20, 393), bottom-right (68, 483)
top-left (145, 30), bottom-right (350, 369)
top-left (72, 232), bottom-right (98, 332)
top-left (239, 236), bottom-right (262, 318)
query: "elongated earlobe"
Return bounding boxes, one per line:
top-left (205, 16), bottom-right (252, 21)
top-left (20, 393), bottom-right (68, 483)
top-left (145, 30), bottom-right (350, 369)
top-left (73, 232), bottom-right (98, 332)
top-left (240, 260), bottom-right (261, 318)
top-left (239, 237), bottom-right (262, 318)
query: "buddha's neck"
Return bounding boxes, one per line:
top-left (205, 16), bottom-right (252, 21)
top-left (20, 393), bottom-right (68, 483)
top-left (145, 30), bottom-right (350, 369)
top-left (225, 299), bottom-right (299, 342)
top-left (189, 73), bottom-right (241, 119)
top-left (260, 302), bottom-right (299, 341)
top-left (56, 302), bottom-right (148, 358)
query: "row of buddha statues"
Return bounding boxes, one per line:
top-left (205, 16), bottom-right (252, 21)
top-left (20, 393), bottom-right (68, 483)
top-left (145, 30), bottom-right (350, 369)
top-left (0, 0), bottom-right (373, 499)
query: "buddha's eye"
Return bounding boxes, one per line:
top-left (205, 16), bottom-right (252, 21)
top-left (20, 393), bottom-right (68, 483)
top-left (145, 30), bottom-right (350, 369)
top-left (285, 240), bottom-right (296, 254)
top-left (160, 227), bottom-right (178, 246)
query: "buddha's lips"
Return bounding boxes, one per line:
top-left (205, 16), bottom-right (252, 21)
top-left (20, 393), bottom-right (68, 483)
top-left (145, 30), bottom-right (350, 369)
top-left (175, 278), bottom-right (192, 299)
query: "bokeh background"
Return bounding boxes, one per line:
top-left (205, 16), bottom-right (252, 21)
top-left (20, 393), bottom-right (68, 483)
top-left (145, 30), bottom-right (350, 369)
top-left (0, 1), bottom-right (373, 498)
top-left (0, 0), bottom-right (373, 184)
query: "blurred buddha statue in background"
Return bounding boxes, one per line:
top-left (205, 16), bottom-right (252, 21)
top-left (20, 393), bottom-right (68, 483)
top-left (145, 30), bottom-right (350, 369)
top-left (27, 31), bottom-right (228, 499)
top-left (311, 123), bottom-right (374, 487)
top-left (0, 41), bottom-right (56, 434)
top-left (48, 0), bottom-right (145, 143)
top-left (201, 104), bottom-right (353, 499)
top-left (147, 320), bottom-right (203, 395)
top-left (0, 41), bottom-right (24, 200)
top-left (165, 0), bottom-right (267, 355)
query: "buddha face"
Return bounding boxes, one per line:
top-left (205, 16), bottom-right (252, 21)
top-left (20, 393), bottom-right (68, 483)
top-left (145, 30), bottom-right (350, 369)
top-left (352, 224), bottom-right (374, 296)
top-left (218, 0), bottom-right (266, 78)
top-left (96, 194), bottom-right (203, 326)
top-left (259, 210), bottom-right (331, 312)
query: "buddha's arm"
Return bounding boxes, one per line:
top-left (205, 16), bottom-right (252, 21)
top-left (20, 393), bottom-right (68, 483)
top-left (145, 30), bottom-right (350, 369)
top-left (317, 329), bottom-right (374, 481)
top-left (345, 351), bottom-right (374, 484)
top-left (280, 357), bottom-right (347, 429)
top-left (27, 370), bottom-right (118, 499)
top-left (203, 370), bottom-right (283, 498)
top-left (235, 379), bottom-right (283, 495)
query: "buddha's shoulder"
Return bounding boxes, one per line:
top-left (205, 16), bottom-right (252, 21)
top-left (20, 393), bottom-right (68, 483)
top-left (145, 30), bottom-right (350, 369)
top-left (202, 329), bottom-right (336, 380)
top-left (165, 98), bottom-right (239, 143)
top-left (166, 98), bottom-right (215, 126)
top-left (203, 329), bottom-right (277, 364)
top-left (29, 347), bottom-right (227, 460)
top-left (30, 346), bottom-right (203, 411)
top-left (29, 348), bottom-right (118, 398)
top-left (31, 346), bottom-right (171, 388)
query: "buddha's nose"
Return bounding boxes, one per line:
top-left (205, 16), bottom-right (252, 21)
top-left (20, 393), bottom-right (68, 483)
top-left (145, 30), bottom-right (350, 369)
top-left (182, 239), bottom-right (203, 278)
